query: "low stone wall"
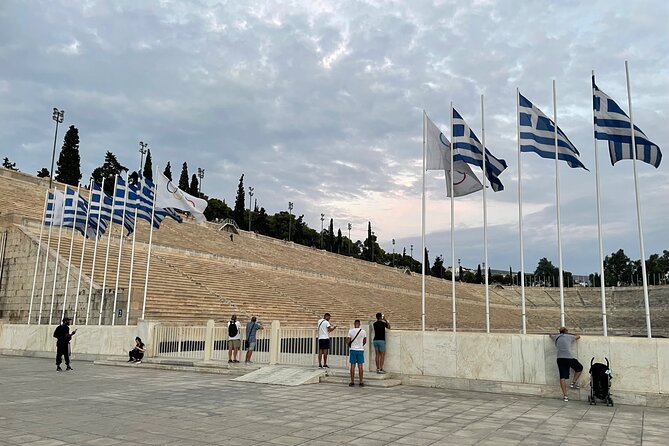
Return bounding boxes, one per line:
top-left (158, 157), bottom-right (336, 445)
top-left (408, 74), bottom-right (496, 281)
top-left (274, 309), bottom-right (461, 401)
top-left (380, 330), bottom-right (668, 407)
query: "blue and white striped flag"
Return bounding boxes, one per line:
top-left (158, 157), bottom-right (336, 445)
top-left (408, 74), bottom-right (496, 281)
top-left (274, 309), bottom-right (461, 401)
top-left (593, 77), bottom-right (662, 168)
top-left (62, 187), bottom-right (97, 238)
top-left (89, 182), bottom-right (112, 236)
top-left (518, 92), bottom-right (588, 170)
top-left (111, 176), bottom-right (136, 234)
top-left (452, 108), bottom-right (507, 192)
top-left (44, 190), bottom-right (65, 226)
top-left (125, 178), bottom-right (182, 228)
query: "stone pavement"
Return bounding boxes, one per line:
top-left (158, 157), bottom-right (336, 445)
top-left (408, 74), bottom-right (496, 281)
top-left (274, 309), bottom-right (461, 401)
top-left (0, 356), bottom-right (667, 445)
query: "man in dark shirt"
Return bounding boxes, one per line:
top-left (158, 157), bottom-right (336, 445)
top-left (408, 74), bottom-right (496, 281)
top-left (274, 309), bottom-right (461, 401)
top-left (373, 312), bottom-right (390, 374)
top-left (53, 317), bottom-right (77, 371)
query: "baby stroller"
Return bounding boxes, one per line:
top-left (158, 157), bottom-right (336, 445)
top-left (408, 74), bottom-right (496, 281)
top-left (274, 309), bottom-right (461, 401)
top-left (588, 357), bottom-right (613, 406)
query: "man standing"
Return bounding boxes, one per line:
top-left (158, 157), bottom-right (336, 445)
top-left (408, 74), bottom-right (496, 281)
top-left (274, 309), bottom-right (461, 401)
top-left (373, 312), bottom-right (390, 374)
top-left (228, 314), bottom-right (241, 363)
top-left (549, 327), bottom-right (583, 401)
top-left (347, 320), bottom-right (367, 387)
top-left (53, 317), bottom-right (77, 372)
top-left (317, 313), bottom-right (337, 368)
top-left (245, 316), bottom-right (263, 364)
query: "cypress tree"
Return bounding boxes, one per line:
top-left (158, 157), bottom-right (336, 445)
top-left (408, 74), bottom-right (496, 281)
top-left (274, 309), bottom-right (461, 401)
top-left (424, 248), bottom-right (431, 275)
top-left (328, 218), bottom-right (334, 251)
top-left (336, 229), bottom-right (342, 254)
top-left (91, 151), bottom-right (127, 195)
top-left (37, 168), bottom-right (50, 178)
top-left (143, 149), bottom-right (153, 181)
top-left (54, 125), bottom-right (81, 186)
top-left (476, 264), bottom-right (482, 284)
top-left (178, 162), bottom-right (189, 191)
top-left (189, 173), bottom-right (199, 196)
top-left (233, 174), bottom-right (246, 225)
top-left (163, 162), bottom-right (173, 181)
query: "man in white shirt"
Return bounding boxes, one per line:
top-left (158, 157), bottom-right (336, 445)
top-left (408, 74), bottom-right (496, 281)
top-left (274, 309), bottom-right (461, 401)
top-left (317, 313), bottom-right (337, 368)
top-left (346, 319), bottom-right (367, 387)
top-left (228, 314), bottom-right (242, 363)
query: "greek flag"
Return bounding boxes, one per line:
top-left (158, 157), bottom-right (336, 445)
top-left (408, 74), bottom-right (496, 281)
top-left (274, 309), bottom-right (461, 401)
top-left (452, 108), bottom-right (507, 192)
top-left (110, 176), bottom-right (136, 234)
top-left (89, 182), bottom-right (112, 236)
top-left (62, 187), bottom-right (97, 238)
top-left (124, 177), bottom-right (182, 228)
top-left (518, 92), bottom-right (588, 170)
top-left (593, 77), bottom-right (662, 168)
top-left (44, 190), bottom-right (65, 226)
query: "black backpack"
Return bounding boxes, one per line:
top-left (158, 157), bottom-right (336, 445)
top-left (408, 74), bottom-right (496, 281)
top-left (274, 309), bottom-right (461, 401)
top-left (228, 321), bottom-right (238, 337)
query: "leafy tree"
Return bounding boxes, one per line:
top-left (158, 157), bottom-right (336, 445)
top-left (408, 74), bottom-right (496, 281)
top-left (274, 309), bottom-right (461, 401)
top-left (163, 162), bottom-right (173, 181)
top-left (143, 149), bottom-right (153, 181)
top-left (233, 174), bottom-right (246, 226)
top-left (253, 207), bottom-right (270, 235)
top-left (54, 125), bottom-right (81, 186)
top-left (91, 151), bottom-right (127, 195)
top-left (328, 218), bottom-right (334, 252)
top-left (475, 264), bottom-right (482, 284)
top-left (189, 173), bottom-right (199, 196)
top-left (431, 255), bottom-right (445, 278)
top-left (604, 249), bottom-right (633, 286)
top-left (37, 168), bottom-right (50, 178)
top-left (589, 272), bottom-right (601, 287)
top-left (2, 157), bottom-right (18, 171)
top-left (424, 248), bottom-right (431, 275)
top-left (336, 229), bottom-right (342, 254)
top-left (534, 257), bottom-right (558, 278)
top-left (204, 198), bottom-right (232, 221)
top-left (509, 266), bottom-right (513, 285)
top-left (178, 162), bottom-right (189, 191)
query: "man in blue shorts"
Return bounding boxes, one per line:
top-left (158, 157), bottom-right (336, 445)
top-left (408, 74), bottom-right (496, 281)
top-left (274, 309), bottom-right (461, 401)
top-left (347, 319), bottom-right (367, 387)
top-left (549, 327), bottom-right (583, 401)
top-left (373, 312), bottom-right (390, 374)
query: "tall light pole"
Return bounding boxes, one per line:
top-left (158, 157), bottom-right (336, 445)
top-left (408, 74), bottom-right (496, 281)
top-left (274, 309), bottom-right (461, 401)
top-left (288, 202), bottom-right (293, 241)
top-left (458, 258), bottom-right (461, 281)
top-left (49, 107), bottom-right (65, 189)
top-left (347, 223), bottom-right (352, 255)
top-left (197, 168), bottom-right (205, 194)
top-left (410, 244), bottom-right (414, 272)
top-left (248, 187), bottom-right (254, 232)
top-left (392, 238), bottom-right (395, 267)
top-left (139, 141), bottom-right (148, 172)
top-left (320, 213), bottom-right (325, 248)
top-left (371, 231), bottom-right (375, 262)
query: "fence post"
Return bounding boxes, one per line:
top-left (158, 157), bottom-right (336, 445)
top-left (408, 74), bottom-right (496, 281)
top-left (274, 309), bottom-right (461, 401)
top-left (269, 320), bottom-right (280, 365)
top-left (204, 319), bottom-right (215, 361)
top-left (367, 322), bottom-right (374, 372)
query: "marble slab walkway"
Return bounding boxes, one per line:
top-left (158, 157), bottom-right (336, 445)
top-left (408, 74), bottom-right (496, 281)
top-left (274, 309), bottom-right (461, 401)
top-left (0, 356), bottom-right (666, 445)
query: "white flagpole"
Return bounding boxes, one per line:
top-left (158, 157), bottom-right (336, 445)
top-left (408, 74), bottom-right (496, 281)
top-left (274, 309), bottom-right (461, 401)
top-left (98, 174), bottom-right (118, 325)
top-left (38, 186), bottom-right (57, 325)
top-left (126, 178), bottom-right (141, 326)
top-left (421, 110), bottom-right (427, 331)
top-left (48, 188), bottom-right (67, 325)
top-left (592, 71), bottom-right (608, 336)
top-left (450, 101), bottom-right (457, 333)
top-left (625, 60), bottom-right (652, 338)
top-left (553, 80), bottom-right (566, 327)
top-left (73, 180), bottom-right (93, 325)
top-left (61, 184), bottom-right (81, 323)
top-left (481, 95), bottom-right (490, 333)
top-left (28, 189), bottom-right (49, 325)
top-left (85, 182), bottom-right (105, 325)
top-left (112, 174), bottom-right (130, 325)
top-left (516, 88), bottom-right (527, 334)
top-left (141, 177), bottom-right (157, 320)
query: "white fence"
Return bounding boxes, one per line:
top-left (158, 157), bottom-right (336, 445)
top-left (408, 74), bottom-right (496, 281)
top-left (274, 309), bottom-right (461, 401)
top-left (153, 325), bottom-right (207, 360)
top-left (211, 324), bottom-right (270, 364)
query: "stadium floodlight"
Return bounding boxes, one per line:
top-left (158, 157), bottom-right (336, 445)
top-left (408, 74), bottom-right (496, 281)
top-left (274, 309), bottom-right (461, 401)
top-left (49, 107), bottom-right (65, 189)
top-left (347, 223), bottom-right (352, 255)
top-left (197, 168), bottom-right (205, 193)
top-left (392, 239), bottom-right (395, 267)
top-left (248, 187), bottom-right (254, 232)
top-left (139, 141), bottom-right (148, 172)
top-left (320, 213), bottom-right (325, 248)
top-left (288, 202), bottom-right (293, 241)
top-left (371, 231), bottom-right (375, 262)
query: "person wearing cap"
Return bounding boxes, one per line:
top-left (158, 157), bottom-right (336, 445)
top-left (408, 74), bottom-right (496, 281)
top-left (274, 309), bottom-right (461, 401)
top-left (53, 317), bottom-right (77, 372)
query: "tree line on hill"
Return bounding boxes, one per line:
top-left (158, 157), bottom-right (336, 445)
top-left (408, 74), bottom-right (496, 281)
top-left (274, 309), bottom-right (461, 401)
top-left (5, 124), bottom-right (669, 287)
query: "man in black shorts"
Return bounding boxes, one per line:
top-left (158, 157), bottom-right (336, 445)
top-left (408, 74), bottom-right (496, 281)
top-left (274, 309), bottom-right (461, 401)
top-left (317, 313), bottom-right (337, 368)
top-left (549, 327), bottom-right (583, 401)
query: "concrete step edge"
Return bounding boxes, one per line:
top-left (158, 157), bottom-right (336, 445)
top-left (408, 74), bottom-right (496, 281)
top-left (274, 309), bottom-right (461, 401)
top-left (320, 376), bottom-right (402, 388)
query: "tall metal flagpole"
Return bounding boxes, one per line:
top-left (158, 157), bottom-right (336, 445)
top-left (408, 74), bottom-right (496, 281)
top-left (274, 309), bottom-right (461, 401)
top-left (61, 184), bottom-right (82, 323)
top-left (112, 174), bottom-right (130, 325)
top-left (450, 102), bottom-right (457, 333)
top-left (99, 175), bottom-right (119, 325)
top-left (481, 95), bottom-right (490, 333)
top-left (592, 71), bottom-right (608, 336)
top-left (73, 180), bottom-right (93, 325)
top-left (38, 186), bottom-right (57, 325)
top-left (126, 178), bottom-right (141, 326)
top-left (141, 175), bottom-right (158, 320)
top-left (625, 61), bottom-right (652, 338)
top-left (48, 188), bottom-right (67, 325)
top-left (553, 80), bottom-right (566, 327)
top-left (85, 181), bottom-right (105, 325)
top-left (28, 189), bottom-right (49, 324)
top-left (421, 110), bottom-right (427, 331)
top-left (516, 88), bottom-right (527, 334)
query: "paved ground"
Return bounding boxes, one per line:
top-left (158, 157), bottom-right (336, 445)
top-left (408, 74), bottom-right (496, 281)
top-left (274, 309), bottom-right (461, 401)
top-left (0, 356), bottom-right (667, 445)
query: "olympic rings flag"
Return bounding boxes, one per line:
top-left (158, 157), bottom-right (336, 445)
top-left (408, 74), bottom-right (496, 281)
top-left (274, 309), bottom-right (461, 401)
top-left (154, 172), bottom-right (208, 223)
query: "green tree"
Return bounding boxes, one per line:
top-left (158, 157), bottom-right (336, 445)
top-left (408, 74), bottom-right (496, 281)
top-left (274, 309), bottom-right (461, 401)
top-left (589, 272), bottom-right (601, 287)
top-left (54, 125), bottom-right (81, 186)
top-left (604, 249), bottom-right (633, 286)
top-left (2, 157), bottom-right (18, 170)
top-left (424, 248), bottom-right (431, 275)
top-left (475, 264), bottom-right (482, 284)
top-left (91, 151), bottom-right (127, 195)
top-left (37, 168), bottom-right (50, 178)
top-left (163, 162), bottom-right (173, 181)
top-left (336, 229), bottom-right (342, 254)
top-left (189, 173), bottom-right (199, 196)
top-left (143, 149), bottom-right (153, 181)
top-left (204, 198), bottom-right (232, 222)
top-left (328, 218), bottom-right (334, 251)
top-left (233, 174), bottom-right (246, 226)
top-left (431, 255), bottom-right (445, 278)
top-left (178, 162), bottom-right (189, 191)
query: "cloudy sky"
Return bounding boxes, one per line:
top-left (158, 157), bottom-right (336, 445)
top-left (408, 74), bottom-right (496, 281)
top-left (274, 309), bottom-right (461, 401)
top-left (1, 0), bottom-right (667, 274)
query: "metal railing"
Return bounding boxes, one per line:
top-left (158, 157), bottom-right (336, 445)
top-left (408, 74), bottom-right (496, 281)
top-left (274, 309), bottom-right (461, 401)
top-left (212, 324), bottom-right (270, 364)
top-left (154, 324), bottom-right (206, 360)
top-left (278, 326), bottom-right (350, 369)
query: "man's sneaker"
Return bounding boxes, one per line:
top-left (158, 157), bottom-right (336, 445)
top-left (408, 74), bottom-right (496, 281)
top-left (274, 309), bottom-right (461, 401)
top-left (349, 382), bottom-right (354, 387)
top-left (318, 365), bottom-right (323, 368)
top-left (570, 382), bottom-right (580, 389)
top-left (66, 366), bottom-right (73, 371)
top-left (228, 360), bottom-right (233, 363)
top-left (379, 370), bottom-right (386, 374)
top-left (376, 370), bottom-right (381, 374)
top-left (563, 395), bottom-right (569, 402)
top-left (323, 365), bottom-right (329, 368)
top-left (56, 366), bottom-right (62, 372)
top-left (127, 359), bottom-right (134, 362)
top-left (135, 360), bottom-right (141, 364)
top-left (359, 383), bottom-right (365, 387)
top-left (233, 360), bottom-right (240, 363)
